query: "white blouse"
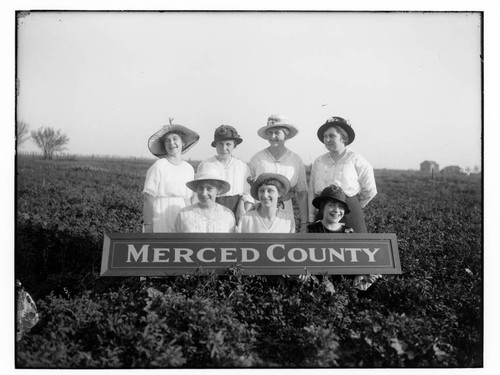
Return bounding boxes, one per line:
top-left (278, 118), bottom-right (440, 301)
top-left (175, 203), bottom-right (236, 233)
top-left (197, 156), bottom-right (253, 203)
top-left (308, 149), bottom-right (377, 222)
top-left (248, 148), bottom-right (308, 192)
top-left (236, 209), bottom-right (296, 234)
top-left (143, 158), bottom-right (194, 199)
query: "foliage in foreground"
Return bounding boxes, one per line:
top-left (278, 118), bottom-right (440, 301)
top-left (15, 158), bottom-right (482, 367)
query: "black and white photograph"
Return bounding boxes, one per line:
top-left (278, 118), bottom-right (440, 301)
top-left (4, 0), bottom-right (498, 372)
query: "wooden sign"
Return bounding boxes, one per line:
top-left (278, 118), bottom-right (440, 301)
top-left (101, 233), bottom-right (401, 276)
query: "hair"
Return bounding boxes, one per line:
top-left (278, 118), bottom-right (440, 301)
top-left (257, 179), bottom-right (285, 195)
top-left (327, 125), bottom-right (349, 145)
top-left (163, 131), bottom-right (185, 142)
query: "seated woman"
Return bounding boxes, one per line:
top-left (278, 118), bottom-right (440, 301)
top-left (307, 185), bottom-right (354, 233)
top-left (237, 173), bottom-right (295, 234)
top-left (175, 168), bottom-right (236, 233)
top-left (308, 185), bottom-right (381, 291)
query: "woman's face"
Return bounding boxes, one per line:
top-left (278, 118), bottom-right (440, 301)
top-left (164, 133), bottom-right (185, 156)
top-left (322, 200), bottom-right (345, 225)
top-left (196, 182), bottom-right (220, 207)
top-left (266, 128), bottom-right (287, 147)
top-left (323, 127), bottom-right (345, 153)
top-left (257, 184), bottom-right (280, 208)
top-left (215, 140), bottom-right (236, 159)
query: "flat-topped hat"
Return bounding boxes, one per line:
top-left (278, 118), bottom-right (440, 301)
top-left (257, 114), bottom-right (299, 140)
top-left (148, 122), bottom-right (200, 157)
top-left (186, 167), bottom-right (231, 195)
top-left (312, 185), bottom-right (350, 214)
top-left (211, 125), bottom-right (243, 147)
top-left (249, 173), bottom-right (291, 201)
top-left (317, 116), bottom-right (355, 145)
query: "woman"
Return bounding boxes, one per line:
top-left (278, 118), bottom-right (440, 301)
top-left (308, 116), bottom-right (377, 233)
top-left (307, 184), bottom-right (354, 233)
top-left (196, 125), bottom-right (253, 222)
top-left (142, 121), bottom-right (199, 233)
top-left (248, 114), bottom-right (308, 232)
top-left (175, 168), bottom-right (236, 233)
top-left (237, 173), bottom-right (295, 234)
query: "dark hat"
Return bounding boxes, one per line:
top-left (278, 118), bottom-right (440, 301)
top-left (211, 125), bottom-right (243, 147)
top-left (317, 116), bottom-right (355, 145)
top-left (312, 185), bottom-right (350, 213)
top-left (249, 173), bottom-right (290, 201)
top-left (148, 123), bottom-right (200, 157)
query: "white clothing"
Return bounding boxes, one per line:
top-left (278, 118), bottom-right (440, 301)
top-left (143, 158), bottom-right (194, 232)
top-left (236, 208), bottom-right (296, 234)
top-left (308, 149), bottom-right (377, 222)
top-left (175, 203), bottom-right (236, 233)
top-left (197, 156), bottom-right (253, 203)
top-left (248, 148), bottom-right (308, 215)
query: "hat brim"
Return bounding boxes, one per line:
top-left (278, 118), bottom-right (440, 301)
top-left (250, 173), bottom-right (291, 201)
top-left (148, 124), bottom-right (200, 157)
top-left (257, 124), bottom-right (299, 140)
top-left (210, 137), bottom-right (243, 148)
top-left (186, 178), bottom-right (231, 196)
top-left (312, 196), bottom-right (350, 214)
top-left (317, 122), bottom-right (355, 145)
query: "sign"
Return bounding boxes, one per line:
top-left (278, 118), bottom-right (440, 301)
top-left (101, 233), bottom-right (401, 276)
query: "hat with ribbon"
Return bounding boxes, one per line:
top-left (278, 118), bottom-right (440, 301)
top-left (148, 122), bottom-right (200, 157)
top-left (186, 167), bottom-right (231, 195)
top-left (249, 173), bottom-right (291, 201)
top-left (312, 184), bottom-right (350, 213)
top-left (211, 125), bottom-right (243, 147)
top-left (257, 114), bottom-right (299, 140)
top-left (317, 116), bottom-right (355, 145)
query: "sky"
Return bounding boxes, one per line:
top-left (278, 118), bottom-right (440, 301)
top-left (15, 10), bottom-right (482, 170)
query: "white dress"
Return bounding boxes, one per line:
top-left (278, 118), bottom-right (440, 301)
top-left (236, 209), bottom-right (296, 234)
top-left (175, 203), bottom-right (236, 233)
top-left (143, 158), bottom-right (194, 232)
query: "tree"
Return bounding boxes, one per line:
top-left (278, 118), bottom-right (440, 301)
top-left (16, 120), bottom-right (30, 146)
top-left (31, 127), bottom-right (70, 159)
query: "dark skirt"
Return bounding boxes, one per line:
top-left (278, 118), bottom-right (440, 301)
top-left (216, 195), bottom-right (241, 215)
top-left (315, 195), bottom-right (367, 233)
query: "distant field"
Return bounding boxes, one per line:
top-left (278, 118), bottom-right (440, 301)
top-left (15, 155), bottom-right (482, 368)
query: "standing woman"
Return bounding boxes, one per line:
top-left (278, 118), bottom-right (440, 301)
top-left (308, 116), bottom-right (377, 233)
top-left (248, 114), bottom-right (309, 232)
top-left (142, 121), bottom-right (199, 233)
top-left (196, 125), bottom-right (253, 222)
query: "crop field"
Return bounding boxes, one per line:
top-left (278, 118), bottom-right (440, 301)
top-left (15, 155), bottom-right (482, 368)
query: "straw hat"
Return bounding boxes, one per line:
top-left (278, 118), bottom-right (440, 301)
top-left (312, 185), bottom-right (350, 214)
top-left (249, 173), bottom-right (291, 201)
top-left (317, 116), bottom-right (355, 145)
top-left (148, 123), bottom-right (200, 157)
top-left (257, 114), bottom-right (299, 140)
top-left (211, 125), bottom-right (243, 147)
top-left (186, 168), bottom-right (231, 195)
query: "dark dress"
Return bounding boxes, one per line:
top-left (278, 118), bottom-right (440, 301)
top-left (307, 221), bottom-right (354, 233)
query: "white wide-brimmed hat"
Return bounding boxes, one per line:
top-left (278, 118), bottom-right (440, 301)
top-left (186, 168), bottom-right (231, 195)
top-left (257, 114), bottom-right (299, 140)
top-left (148, 123), bottom-right (200, 157)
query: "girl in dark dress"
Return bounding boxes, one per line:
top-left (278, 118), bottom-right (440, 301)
top-left (307, 185), bottom-right (381, 291)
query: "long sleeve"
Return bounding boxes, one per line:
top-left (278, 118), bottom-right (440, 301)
top-left (308, 159), bottom-right (319, 222)
top-left (354, 155), bottom-right (377, 208)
